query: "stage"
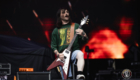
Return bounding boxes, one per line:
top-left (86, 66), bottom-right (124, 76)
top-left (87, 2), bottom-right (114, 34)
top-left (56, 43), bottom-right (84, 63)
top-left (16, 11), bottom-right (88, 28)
top-left (0, 0), bottom-right (139, 80)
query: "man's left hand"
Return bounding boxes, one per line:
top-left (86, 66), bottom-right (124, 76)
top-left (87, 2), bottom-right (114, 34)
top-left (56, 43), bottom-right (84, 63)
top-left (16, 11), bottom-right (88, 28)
top-left (76, 29), bottom-right (86, 37)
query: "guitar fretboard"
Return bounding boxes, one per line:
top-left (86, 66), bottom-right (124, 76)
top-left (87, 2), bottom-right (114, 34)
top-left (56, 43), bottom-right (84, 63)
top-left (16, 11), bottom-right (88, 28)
top-left (67, 25), bottom-right (82, 51)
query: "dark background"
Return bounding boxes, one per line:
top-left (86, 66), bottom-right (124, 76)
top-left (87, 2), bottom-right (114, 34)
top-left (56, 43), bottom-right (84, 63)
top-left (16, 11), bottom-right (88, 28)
top-left (0, 0), bottom-right (139, 45)
top-left (0, 0), bottom-right (139, 80)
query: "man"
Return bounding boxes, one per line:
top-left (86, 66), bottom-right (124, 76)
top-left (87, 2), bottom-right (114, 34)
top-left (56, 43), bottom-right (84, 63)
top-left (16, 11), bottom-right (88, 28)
top-left (51, 8), bottom-right (88, 79)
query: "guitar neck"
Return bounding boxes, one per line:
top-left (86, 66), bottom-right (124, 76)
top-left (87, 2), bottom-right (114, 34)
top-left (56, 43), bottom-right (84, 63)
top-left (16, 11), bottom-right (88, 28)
top-left (67, 25), bottom-right (82, 51)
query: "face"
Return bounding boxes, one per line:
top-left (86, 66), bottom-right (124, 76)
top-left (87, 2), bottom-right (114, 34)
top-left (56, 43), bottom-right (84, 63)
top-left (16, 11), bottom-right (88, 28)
top-left (60, 9), bottom-right (70, 21)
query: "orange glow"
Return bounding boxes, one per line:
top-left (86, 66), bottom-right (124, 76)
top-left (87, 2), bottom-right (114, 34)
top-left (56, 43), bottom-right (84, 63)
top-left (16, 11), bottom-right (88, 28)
top-left (135, 42), bottom-right (139, 47)
top-left (82, 29), bottom-right (128, 59)
top-left (42, 18), bottom-right (54, 31)
top-left (42, 18), bottom-right (54, 43)
top-left (6, 20), bottom-right (16, 35)
top-left (6, 20), bottom-right (13, 29)
top-left (45, 31), bottom-right (51, 43)
top-left (38, 18), bottom-right (44, 26)
top-left (119, 17), bottom-right (133, 39)
top-left (19, 68), bottom-right (34, 72)
top-left (33, 10), bottom-right (38, 18)
top-left (27, 37), bottom-right (31, 41)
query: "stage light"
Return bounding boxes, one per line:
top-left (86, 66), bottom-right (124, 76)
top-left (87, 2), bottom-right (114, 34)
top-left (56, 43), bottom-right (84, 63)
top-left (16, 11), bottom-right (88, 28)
top-left (6, 20), bottom-right (13, 29)
top-left (27, 37), bottom-right (31, 41)
top-left (42, 18), bottom-right (54, 43)
top-left (33, 10), bottom-right (38, 18)
top-left (82, 29), bottom-right (128, 59)
top-left (81, 11), bottom-right (85, 17)
top-left (44, 31), bottom-right (50, 43)
top-left (6, 20), bottom-right (16, 35)
top-left (119, 17), bottom-right (133, 39)
top-left (68, 1), bottom-right (72, 10)
top-left (135, 42), bottom-right (139, 47)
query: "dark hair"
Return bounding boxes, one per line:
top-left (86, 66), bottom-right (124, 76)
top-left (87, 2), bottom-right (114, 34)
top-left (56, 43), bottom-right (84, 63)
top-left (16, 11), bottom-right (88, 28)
top-left (56, 8), bottom-right (72, 28)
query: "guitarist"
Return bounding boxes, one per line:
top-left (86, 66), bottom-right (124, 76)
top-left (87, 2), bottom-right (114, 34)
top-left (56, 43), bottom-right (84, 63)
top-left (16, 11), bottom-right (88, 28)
top-left (51, 8), bottom-right (88, 79)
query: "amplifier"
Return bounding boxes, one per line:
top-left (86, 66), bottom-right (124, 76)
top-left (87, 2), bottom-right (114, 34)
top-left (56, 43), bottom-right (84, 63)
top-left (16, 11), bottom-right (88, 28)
top-left (0, 63), bottom-right (11, 75)
top-left (123, 79), bottom-right (140, 80)
top-left (53, 79), bottom-right (84, 80)
top-left (17, 71), bottom-right (51, 80)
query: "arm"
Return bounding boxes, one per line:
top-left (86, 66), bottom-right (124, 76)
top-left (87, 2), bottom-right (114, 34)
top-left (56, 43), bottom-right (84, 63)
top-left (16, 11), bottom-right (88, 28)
top-left (54, 50), bottom-right (59, 57)
top-left (81, 30), bottom-right (88, 40)
top-left (51, 28), bottom-right (59, 56)
top-left (76, 29), bottom-right (88, 40)
top-left (51, 28), bottom-right (64, 60)
top-left (54, 49), bottom-right (64, 60)
top-left (75, 23), bottom-right (88, 41)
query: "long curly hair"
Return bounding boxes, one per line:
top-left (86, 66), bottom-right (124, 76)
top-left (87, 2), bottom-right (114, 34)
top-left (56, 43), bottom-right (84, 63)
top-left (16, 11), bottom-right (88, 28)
top-left (56, 8), bottom-right (72, 28)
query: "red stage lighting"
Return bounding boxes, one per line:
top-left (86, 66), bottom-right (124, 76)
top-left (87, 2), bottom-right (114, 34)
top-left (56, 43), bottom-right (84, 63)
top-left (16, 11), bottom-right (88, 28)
top-left (82, 29), bottom-right (128, 59)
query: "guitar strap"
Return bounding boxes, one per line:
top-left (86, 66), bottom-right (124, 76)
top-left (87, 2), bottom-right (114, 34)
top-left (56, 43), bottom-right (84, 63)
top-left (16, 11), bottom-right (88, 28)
top-left (70, 23), bottom-right (75, 43)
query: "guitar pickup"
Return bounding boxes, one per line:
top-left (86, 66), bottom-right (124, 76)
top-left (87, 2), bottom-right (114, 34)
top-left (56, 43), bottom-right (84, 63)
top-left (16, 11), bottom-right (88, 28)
top-left (65, 50), bottom-right (69, 54)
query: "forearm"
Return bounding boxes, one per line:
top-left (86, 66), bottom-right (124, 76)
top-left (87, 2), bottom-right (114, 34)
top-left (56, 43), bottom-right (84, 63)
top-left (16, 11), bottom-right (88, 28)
top-left (81, 31), bottom-right (88, 40)
top-left (54, 50), bottom-right (59, 56)
top-left (54, 50), bottom-right (64, 59)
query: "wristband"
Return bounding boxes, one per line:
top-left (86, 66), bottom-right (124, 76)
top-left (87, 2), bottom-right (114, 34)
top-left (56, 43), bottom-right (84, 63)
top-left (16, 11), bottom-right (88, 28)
top-left (57, 54), bottom-right (59, 58)
top-left (82, 31), bottom-right (85, 36)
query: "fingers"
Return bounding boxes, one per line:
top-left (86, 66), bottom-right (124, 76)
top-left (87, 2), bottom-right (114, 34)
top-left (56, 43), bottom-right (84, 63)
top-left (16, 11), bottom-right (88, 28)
top-left (59, 54), bottom-right (64, 61)
top-left (59, 54), bottom-right (64, 57)
top-left (76, 29), bottom-right (83, 35)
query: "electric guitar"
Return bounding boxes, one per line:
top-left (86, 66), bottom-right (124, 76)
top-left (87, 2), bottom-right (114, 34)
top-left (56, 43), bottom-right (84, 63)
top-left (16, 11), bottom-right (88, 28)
top-left (47, 15), bottom-right (89, 79)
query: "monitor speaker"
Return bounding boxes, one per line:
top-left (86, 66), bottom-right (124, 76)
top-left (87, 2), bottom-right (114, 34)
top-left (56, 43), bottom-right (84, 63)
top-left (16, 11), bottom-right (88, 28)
top-left (17, 72), bottom-right (51, 80)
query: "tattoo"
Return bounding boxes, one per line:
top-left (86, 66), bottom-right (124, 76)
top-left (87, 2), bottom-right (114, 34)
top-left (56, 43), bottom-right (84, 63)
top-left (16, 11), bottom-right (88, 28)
top-left (82, 31), bottom-right (85, 36)
top-left (57, 54), bottom-right (59, 58)
top-left (54, 50), bottom-right (58, 55)
top-left (82, 36), bottom-right (88, 40)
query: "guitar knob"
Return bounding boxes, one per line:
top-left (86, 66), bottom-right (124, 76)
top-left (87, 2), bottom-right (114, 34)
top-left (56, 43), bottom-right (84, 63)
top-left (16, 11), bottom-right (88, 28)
top-left (64, 56), bottom-right (67, 59)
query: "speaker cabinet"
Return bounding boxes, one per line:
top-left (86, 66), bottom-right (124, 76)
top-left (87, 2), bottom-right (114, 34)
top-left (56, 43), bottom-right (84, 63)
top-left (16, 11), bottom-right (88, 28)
top-left (17, 72), bottom-right (51, 80)
top-left (53, 79), bottom-right (83, 80)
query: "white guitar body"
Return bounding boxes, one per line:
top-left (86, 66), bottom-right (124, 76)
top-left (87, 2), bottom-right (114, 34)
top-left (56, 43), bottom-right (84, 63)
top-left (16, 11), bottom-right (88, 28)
top-left (47, 49), bottom-right (71, 79)
top-left (62, 49), bottom-right (71, 76)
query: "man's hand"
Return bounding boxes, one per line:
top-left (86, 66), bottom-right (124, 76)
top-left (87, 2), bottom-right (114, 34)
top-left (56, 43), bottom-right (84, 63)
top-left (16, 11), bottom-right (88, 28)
top-left (76, 29), bottom-right (87, 37)
top-left (54, 50), bottom-right (64, 61)
top-left (58, 53), bottom-right (64, 61)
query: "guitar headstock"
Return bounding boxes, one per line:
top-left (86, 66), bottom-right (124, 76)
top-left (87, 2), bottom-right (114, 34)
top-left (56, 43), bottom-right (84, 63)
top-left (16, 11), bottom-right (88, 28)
top-left (80, 15), bottom-right (89, 25)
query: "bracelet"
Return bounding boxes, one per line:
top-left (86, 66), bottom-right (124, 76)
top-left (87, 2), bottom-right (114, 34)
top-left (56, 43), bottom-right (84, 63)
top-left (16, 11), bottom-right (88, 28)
top-left (57, 54), bottom-right (59, 58)
top-left (82, 31), bottom-right (86, 36)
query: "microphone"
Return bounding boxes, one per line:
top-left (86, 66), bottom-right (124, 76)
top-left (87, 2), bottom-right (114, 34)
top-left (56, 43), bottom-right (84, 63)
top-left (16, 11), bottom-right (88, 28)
top-left (85, 46), bottom-right (89, 52)
top-left (85, 46), bottom-right (94, 52)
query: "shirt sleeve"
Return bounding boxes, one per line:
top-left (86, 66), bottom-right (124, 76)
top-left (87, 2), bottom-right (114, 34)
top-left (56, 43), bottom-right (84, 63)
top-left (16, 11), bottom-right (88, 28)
top-left (51, 28), bottom-right (58, 52)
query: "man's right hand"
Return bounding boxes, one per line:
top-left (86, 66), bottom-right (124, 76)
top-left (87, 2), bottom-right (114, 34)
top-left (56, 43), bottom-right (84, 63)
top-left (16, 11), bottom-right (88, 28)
top-left (58, 53), bottom-right (64, 61)
top-left (54, 50), bottom-right (64, 61)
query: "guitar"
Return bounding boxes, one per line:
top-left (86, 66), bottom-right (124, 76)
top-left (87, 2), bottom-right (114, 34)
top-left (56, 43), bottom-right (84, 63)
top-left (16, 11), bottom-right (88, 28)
top-left (47, 15), bottom-right (89, 79)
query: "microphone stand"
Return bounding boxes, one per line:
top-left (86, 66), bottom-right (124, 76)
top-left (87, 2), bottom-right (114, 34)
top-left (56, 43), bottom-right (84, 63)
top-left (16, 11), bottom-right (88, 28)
top-left (87, 51), bottom-right (89, 80)
top-left (85, 46), bottom-right (94, 80)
